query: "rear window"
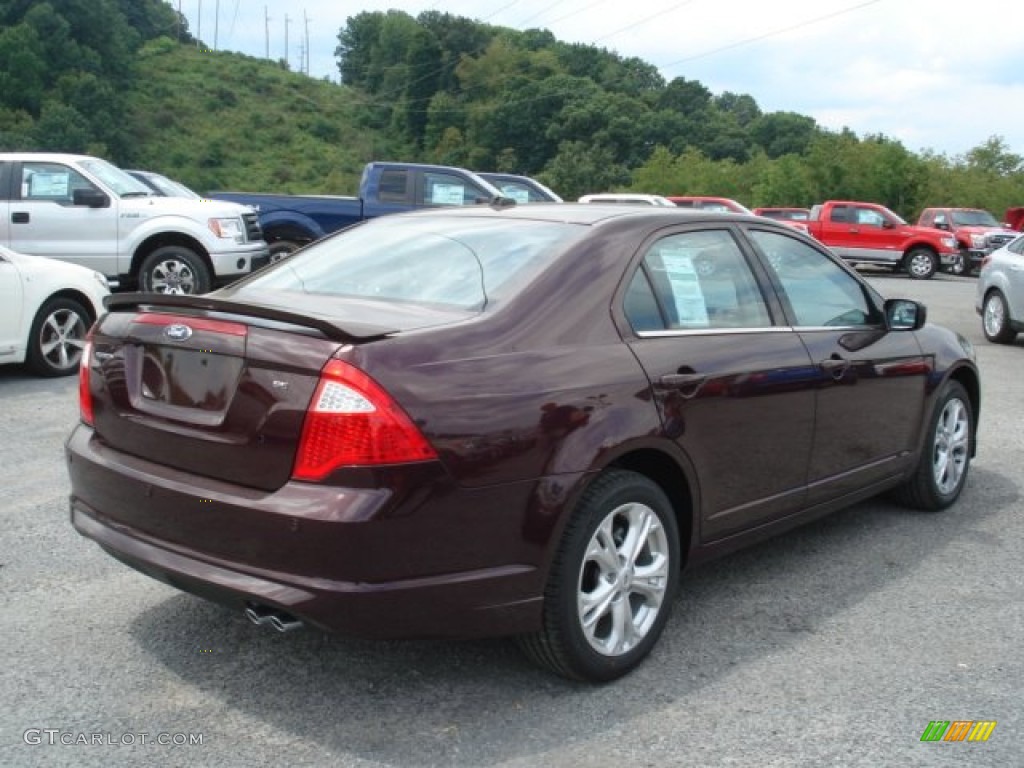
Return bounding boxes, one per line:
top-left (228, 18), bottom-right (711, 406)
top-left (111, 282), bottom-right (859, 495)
top-left (239, 216), bottom-right (584, 310)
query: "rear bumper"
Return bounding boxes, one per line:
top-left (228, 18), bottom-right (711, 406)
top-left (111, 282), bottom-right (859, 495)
top-left (66, 425), bottom-right (548, 639)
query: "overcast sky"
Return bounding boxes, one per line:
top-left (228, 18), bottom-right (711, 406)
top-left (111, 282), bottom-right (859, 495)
top-left (183, 0), bottom-right (1024, 158)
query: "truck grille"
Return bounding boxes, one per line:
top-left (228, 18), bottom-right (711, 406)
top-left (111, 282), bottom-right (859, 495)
top-left (242, 212), bottom-right (263, 243)
top-left (988, 232), bottom-right (1016, 250)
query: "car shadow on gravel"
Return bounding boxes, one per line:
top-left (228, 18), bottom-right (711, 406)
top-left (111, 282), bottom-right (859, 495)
top-left (127, 467), bottom-right (1014, 767)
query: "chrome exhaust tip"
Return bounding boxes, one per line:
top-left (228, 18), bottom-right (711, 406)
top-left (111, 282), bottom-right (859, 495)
top-left (245, 603), bottom-right (303, 633)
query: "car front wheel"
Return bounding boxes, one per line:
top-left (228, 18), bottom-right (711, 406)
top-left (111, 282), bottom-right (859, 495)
top-left (982, 290), bottom-right (1017, 343)
top-left (26, 297), bottom-right (91, 377)
top-left (893, 380), bottom-right (973, 511)
top-left (904, 248), bottom-right (937, 279)
top-left (518, 470), bottom-right (680, 682)
top-left (139, 245), bottom-right (211, 295)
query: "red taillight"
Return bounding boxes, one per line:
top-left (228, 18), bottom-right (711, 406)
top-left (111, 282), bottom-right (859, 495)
top-left (79, 332), bottom-right (94, 426)
top-left (292, 360), bottom-right (437, 480)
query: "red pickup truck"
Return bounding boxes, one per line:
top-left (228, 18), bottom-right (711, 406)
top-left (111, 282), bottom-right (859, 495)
top-left (799, 201), bottom-right (958, 279)
top-left (917, 207), bottom-right (1018, 275)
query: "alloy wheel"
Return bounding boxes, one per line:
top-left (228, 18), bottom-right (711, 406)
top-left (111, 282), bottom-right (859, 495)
top-left (577, 501), bottom-right (670, 657)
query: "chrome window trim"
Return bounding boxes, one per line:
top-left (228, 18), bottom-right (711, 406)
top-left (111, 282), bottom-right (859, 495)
top-left (635, 326), bottom-right (795, 338)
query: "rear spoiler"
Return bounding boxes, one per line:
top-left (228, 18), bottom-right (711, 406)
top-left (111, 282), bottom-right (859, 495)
top-left (104, 293), bottom-right (396, 342)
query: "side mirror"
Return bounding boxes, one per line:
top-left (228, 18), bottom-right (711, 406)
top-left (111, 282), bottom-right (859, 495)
top-left (885, 298), bottom-right (926, 331)
top-left (73, 188), bottom-right (110, 208)
top-left (881, 219), bottom-right (895, 229)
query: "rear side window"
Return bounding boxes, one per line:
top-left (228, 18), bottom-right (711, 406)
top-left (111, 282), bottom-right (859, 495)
top-left (240, 217), bottom-right (584, 310)
top-left (378, 170), bottom-right (409, 202)
top-left (625, 230), bottom-right (771, 331)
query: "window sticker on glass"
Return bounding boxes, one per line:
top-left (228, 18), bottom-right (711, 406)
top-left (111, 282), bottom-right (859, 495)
top-left (501, 185), bottom-right (531, 204)
top-left (658, 249), bottom-right (709, 327)
top-left (431, 183), bottom-right (466, 205)
top-left (29, 172), bottom-right (70, 197)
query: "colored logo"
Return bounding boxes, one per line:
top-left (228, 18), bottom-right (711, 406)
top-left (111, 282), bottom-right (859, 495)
top-left (920, 720), bottom-right (997, 742)
top-left (164, 324), bottom-right (193, 342)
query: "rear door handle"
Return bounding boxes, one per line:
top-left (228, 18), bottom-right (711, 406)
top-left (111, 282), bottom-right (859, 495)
top-left (12, 212), bottom-right (29, 223)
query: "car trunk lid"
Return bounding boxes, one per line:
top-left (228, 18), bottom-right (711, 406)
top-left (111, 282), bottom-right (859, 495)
top-left (85, 294), bottom-right (406, 491)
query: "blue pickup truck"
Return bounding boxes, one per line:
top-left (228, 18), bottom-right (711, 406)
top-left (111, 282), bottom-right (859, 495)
top-left (211, 162), bottom-right (509, 260)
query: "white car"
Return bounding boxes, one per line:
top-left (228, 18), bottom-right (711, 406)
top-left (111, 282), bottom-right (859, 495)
top-left (0, 246), bottom-right (109, 376)
top-left (577, 193), bottom-right (676, 206)
top-left (976, 233), bottom-right (1024, 344)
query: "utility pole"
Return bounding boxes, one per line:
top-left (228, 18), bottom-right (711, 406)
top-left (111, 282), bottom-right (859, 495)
top-left (196, 0), bottom-right (201, 46)
top-left (264, 6), bottom-right (270, 60)
top-left (304, 10), bottom-right (311, 76)
top-left (214, 0), bottom-right (219, 51)
top-left (284, 14), bottom-right (290, 69)
top-left (176, 0), bottom-right (182, 41)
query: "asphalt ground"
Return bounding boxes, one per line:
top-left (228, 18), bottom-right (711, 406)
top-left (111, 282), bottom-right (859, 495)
top-left (1, 271), bottom-right (1020, 768)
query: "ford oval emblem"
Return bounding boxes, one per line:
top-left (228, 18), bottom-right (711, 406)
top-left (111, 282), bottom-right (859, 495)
top-left (164, 323), bottom-right (193, 342)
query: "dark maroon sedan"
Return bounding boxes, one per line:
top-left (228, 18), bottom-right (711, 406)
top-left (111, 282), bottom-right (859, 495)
top-left (67, 204), bottom-right (980, 681)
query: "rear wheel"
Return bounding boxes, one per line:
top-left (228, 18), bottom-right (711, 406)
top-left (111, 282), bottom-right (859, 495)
top-left (893, 380), bottom-right (972, 511)
top-left (26, 297), bottom-right (91, 377)
top-left (982, 289), bottom-right (1017, 343)
top-left (139, 245), bottom-right (211, 295)
top-left (518, 470), bottom-right (680, 682)
top-left (904, 248), bottom-right (937, 280)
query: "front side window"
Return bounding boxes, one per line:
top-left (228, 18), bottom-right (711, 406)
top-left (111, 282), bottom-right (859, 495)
top-left (749, 229), bottom-right (879, 328)
top-left (20, 163), bottom-right (96, 203)
top-left (855, 207), bottom-right (886, 227)
top-left (625, 229), bottom-right (771, 332)
top-left (423, 172), bottom-right (489, 206)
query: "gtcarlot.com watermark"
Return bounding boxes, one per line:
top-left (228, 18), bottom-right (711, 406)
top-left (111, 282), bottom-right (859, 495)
top-left (23, 729), bottom-right (203, 747)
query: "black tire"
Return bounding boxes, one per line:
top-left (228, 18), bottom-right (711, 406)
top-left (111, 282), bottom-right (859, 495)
top-left (904, 247), bottom-right (937, 280)
top-left (892, 380), bottom-right (972, 511)
top-left (517, 470), bottom-right (680, 682)
top-left (947, 249), bottom-right (967, 276)
top-left (139, 245), bottom-right (211, 294)
top-left (268, 239), bottom-right (301, 263)
top-left (981, 290), bottom-right (1017, 344)
top-left (26, 297), bottom-right (91, 377)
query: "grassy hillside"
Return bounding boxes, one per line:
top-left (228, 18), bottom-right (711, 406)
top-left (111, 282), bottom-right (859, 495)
top-left (124, 38), bottom-right (398, 196)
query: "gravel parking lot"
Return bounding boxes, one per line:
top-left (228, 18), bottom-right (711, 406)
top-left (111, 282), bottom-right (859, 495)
top-left (2, 272), bottom-right (1020, 768)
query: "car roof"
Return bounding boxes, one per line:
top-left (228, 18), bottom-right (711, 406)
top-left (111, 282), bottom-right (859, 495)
top-left (385, 201), bottom-right (770, 228)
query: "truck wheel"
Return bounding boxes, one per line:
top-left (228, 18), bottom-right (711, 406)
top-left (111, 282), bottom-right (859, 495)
top-left (947, 249), bottom-right (967, 276)
top-left (139, 246), bottom-right (211, 295)
top-left (517, 470), bottom-right (680, 682)
top-left (904, 248), bottom-right (937, 280)
top-left (268, 240), bottom-right (300, 263)
top-left (26, 297), bottom-right (91, 377)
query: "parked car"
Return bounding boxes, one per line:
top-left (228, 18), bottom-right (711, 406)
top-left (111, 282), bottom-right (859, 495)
top-left (976, 233), bottom-right (1024, 343)
top-left (0, 246), bottom-right (108, 376)
top-left (0, 153), bottom-right (268, 294)
top-left (68, 205), bottom-right (980, 682)
top-left (212, 161), bottom-right (505, 260)
top-left (578, 193), bottom-right (675, 206)
top-left (477, 172), bottom-right (562, 203)
top-left (917, 207), bottom-right (1017, 276)
top-left (126, 169), bottom-right (202, 200)
top-left (754, 206), bottom-right (811, 222)
top-left (801, 201), bottom-right (959, 279)
top-left (668, 196), bottom-right (752, 214)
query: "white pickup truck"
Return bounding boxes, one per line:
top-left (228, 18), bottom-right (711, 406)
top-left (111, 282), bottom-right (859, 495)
top-left (0, 153), bottom-right (269, 294)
